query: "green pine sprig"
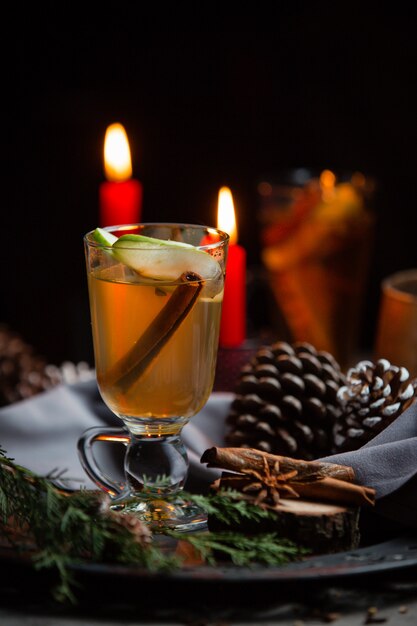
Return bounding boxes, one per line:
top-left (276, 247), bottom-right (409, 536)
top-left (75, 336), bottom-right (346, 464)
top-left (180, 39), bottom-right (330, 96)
top-left (0, 448), bottom-right (307, 604)
top-left (0, 447), bottom-right (178, 601)
top-left (168, 528), bottom-right (305, 567)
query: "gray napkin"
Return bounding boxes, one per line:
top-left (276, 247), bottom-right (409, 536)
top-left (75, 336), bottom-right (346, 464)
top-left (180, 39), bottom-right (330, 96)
top-left (0, 381), bottom-right (121, 490)
top-left (0, 379), bottom-right (416, 527)
top-left (320, 405), bottom-right (417, 527)
top-left (0, 379), bottom-right (228, 491)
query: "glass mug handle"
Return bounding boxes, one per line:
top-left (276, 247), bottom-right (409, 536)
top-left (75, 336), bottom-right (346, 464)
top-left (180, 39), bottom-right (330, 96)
top-left (78, 426), bottom-right (189, 501)
top-left (77, 427), bottom-right (130, 499)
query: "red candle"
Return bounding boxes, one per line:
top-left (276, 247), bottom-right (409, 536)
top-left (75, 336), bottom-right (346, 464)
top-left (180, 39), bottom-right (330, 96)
top-left (99, 123), bottom-right (143, 226)
top-left (217, 187), bottom-right (246, 347)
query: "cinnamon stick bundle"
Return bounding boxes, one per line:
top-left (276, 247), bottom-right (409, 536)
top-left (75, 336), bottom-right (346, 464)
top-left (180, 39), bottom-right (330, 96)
top-left (201, 447), bottom-right (375, 508)
top-left (105, 272), bottom-right (203, 392)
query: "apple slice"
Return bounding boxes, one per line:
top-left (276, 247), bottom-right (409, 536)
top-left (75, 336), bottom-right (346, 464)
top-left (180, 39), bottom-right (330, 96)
top-left (93, 227), bottom-right (118, 246)
top-left (93, 229), bottom-right (223, 298)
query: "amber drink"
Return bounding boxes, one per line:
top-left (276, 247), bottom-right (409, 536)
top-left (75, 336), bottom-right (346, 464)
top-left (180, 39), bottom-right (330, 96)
top-left (89, 270), bottom-right (223, 431)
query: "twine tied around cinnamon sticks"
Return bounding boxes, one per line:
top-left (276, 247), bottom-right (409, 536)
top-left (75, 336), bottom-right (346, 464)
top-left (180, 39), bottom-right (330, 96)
top-left (201, 447), bottom-right (375, 510)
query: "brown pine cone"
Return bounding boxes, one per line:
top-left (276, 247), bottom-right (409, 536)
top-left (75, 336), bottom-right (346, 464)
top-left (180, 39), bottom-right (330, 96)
top-left (0, 325), bottom-right (94, 406)
top-left (334, 358), bottom-right (417, 451)
top-left (102, 506), bottom-right (153, 547)
top-left (226, 341), bottom-right (346, 460)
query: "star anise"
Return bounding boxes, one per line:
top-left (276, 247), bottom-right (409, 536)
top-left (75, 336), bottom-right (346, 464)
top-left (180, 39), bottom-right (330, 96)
top-left (238, 456), bottom-right (300, 510)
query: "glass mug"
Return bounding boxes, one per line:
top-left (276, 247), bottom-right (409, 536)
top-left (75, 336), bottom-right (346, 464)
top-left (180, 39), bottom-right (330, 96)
top-left (374, 269), bottom-right (417, 377)
top-left (79, 223), bottom-right (228, 530)
top-left (257, 168), bottom-right (375, 367)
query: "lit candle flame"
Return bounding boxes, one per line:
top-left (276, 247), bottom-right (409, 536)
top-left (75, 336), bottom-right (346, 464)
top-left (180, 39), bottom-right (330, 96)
top-left (320, 169), bottom-right (336, 202)
top-left (104, 123), bottom-right (133, 182)
top-left (217, 186), bottom-right (237, 245)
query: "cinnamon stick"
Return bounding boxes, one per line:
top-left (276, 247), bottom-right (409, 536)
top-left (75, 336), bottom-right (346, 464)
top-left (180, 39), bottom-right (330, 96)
top-left (105, 272), bottom-right (203, 392)
top-left (293, 476), bottom-right (375, 507)
top-left (201, 446), bottom-right (355, 483)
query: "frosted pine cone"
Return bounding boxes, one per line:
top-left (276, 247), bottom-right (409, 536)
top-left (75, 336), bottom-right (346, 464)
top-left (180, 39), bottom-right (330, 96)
top-left (334, 358), bottom-right (417, 451)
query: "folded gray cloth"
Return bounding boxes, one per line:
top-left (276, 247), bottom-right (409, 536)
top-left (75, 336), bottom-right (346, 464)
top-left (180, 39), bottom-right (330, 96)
top-left (0, 379), bottom-right (416, 527)
top-left (320, 405), bottom-right (417, 527)
top-left (0, 381), bottom-right (122, 490)
top-left (0, 379), bottom-right (227, 491)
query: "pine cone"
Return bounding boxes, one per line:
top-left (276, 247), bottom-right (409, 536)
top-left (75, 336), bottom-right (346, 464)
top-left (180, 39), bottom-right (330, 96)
top-left (226, 341), bottom-right (346, 460)
top-left (0, 324), bottom-right (94, 406)
top-left (334, 358), bottom-right (417, 451)
top-left (104, 509), bottom-right (153, 547)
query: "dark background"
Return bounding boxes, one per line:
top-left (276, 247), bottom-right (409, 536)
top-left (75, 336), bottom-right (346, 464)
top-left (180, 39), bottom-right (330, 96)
top-left (3, 7), bottom-right (417, 366)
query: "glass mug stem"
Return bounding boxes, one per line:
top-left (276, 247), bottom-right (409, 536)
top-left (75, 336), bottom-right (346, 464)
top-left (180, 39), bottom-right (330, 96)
top-left (78, 426), bottom-right (205, 530)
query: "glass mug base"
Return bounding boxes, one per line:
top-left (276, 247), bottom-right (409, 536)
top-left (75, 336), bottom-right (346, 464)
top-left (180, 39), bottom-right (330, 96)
top-left (111, 497), bottom-right (208, 532)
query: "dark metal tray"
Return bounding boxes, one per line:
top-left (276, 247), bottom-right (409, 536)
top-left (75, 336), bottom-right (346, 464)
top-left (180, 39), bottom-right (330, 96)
top-left (2, 533), bottom-right (417, 619)
top-left (68, 533), bottom-right (417, 582)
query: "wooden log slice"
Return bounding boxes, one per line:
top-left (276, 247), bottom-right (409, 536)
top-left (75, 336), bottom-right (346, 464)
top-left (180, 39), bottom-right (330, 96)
top-left (270, 498), bottom-right (360, 554)
top-left (208, 498), bottom-right (360, 555)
